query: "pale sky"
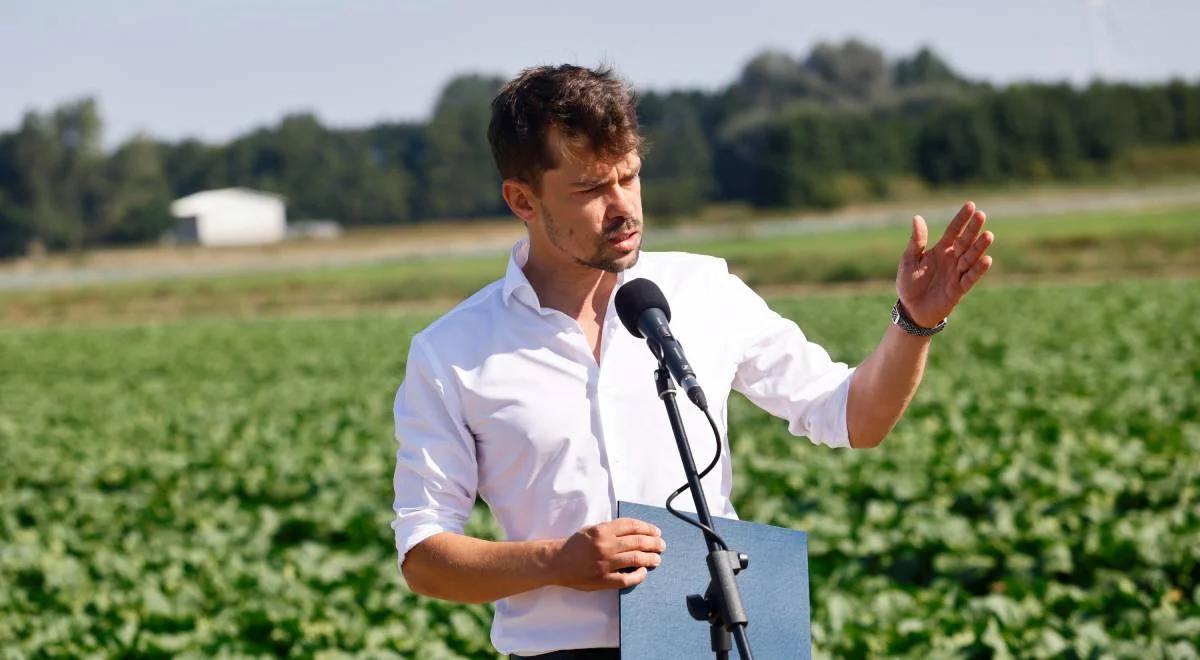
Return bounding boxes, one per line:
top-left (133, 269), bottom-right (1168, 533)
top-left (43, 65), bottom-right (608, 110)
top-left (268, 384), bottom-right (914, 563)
top-left (2, 0), bottom-right (1197, 149)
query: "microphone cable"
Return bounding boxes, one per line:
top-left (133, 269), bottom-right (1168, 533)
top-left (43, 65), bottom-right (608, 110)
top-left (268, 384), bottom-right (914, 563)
top-left (664, 406), bottom-right (730, 551)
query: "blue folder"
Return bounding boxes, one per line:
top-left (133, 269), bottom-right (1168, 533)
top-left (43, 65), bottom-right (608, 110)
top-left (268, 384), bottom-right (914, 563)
top-left (617, 501), bottom-right (812, 659)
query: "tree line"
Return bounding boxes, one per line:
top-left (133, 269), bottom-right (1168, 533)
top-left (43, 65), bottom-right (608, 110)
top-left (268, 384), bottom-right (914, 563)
top-left (2, 40), bottom-right (1198, 257)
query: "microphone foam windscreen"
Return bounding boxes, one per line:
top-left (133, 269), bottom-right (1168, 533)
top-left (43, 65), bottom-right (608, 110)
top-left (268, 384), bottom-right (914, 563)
top-left (615, 278), bottom-right (671, 338)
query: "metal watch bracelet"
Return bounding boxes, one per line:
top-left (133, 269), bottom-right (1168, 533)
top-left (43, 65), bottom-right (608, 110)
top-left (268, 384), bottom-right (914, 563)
top-left (891, 298), bottom-right (948, 336)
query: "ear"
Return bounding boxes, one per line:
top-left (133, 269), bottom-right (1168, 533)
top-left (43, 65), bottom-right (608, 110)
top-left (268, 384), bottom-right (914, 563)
top-left (502, 179), bottom-right (538, 226)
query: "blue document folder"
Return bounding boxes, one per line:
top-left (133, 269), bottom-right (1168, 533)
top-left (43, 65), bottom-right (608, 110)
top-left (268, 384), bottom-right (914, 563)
top-left (617, 501), bottom-right (812, 659)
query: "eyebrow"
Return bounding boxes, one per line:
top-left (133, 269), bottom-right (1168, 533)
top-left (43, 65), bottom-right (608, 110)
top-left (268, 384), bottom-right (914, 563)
top-left (572, 166), bottom-right (641, 188)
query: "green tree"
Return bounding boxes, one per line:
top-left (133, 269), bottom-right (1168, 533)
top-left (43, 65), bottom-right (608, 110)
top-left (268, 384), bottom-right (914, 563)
top-left (640, 100), bottom-right (713, 217)
top-left (893, 48), bottom-right (963, 88)
top-left (223, 113), bottom-right (342, 217)
top-left (364, 123), bottom-right (427, 180)
top-left (8, 98), bottom-right (105, 251)
top-left (163, 138), bottom-right (229, 198)
top-left (94, 135), bottom-right (174, 244)
top-left (420, 74), bottom-right (506, 219)
top-left (915, 101), bottom-right (1000, 184)
top-left (266, 113), bottom-right (349, 219)
top-left (730, 50), bottom-right (820, 111)
top-left (730, 41), bottom-right (891, 110)
top-left (713, 112), bottom-right (780, 205)
top-left (990, 86), bottom-right (1051, 179)
top-left (1129, 86), bottom-right (1177, 145)
top-left (779, 111), bottom-right (846, 207)
top-left (0, 132), bottom-right (34, 256)
top-left (714, 110), bottom-right (844, 209)
top-left (1039, 99), bottom-right (1083, 178)
top-left (1165, 79), bottom-right (1200, 141)
top-left (6, 43), bottom-right (1200, 254)
top-left (216, 113), bottom-right (411, 225)
top-left (361, 122), bottom-right (427, 222)
top-left (804, 39), bottom-right (889, 103)
top-left (1074, 82), bottom-right (1139, 162)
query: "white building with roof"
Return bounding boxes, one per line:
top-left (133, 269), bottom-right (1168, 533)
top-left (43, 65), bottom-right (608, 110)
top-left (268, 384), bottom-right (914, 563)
top-left (169, 188), bottom-right (286, 247)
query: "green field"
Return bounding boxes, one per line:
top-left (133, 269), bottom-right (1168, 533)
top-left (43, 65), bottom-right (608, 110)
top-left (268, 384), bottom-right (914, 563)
top-left (2, 272), bottom-right (1198, 656)
top-left (3, 205), bottom-right (1198, 325)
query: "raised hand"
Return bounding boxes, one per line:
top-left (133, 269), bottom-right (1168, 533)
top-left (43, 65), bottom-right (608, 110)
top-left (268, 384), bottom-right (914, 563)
top-left (896, 201), bottom-right (995, 328)
top-left (550, 517), bottom-right (666, 591)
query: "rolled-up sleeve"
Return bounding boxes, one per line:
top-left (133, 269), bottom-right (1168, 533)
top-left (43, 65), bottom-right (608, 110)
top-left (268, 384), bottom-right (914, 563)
top-left (391, 334), bottom-right (478, 571)
top-left (719, 263), bottom-right (856, 448)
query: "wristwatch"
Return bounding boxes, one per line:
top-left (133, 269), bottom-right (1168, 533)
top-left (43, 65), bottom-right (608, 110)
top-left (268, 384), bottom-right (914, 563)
top-left (891, 299), bottom-right (948, 336)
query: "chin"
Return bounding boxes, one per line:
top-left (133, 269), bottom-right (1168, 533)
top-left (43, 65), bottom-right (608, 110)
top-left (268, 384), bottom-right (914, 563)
top-left (616, 249), bottom-right (641, 271)
top-left (582, 248), bottom-right (640, 273)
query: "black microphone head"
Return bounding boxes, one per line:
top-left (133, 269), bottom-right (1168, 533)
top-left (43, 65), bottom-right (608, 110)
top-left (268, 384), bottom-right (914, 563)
top-left (615, 278), bottom-right (671, 338)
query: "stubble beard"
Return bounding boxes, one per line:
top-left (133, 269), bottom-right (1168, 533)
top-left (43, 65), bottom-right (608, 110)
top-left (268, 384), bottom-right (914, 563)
top-left (540, 204), bottom-right (641, 273)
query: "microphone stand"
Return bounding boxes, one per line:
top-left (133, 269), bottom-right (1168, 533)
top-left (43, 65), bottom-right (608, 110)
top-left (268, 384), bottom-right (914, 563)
top-left (653, 365), bottom-right (754, 660)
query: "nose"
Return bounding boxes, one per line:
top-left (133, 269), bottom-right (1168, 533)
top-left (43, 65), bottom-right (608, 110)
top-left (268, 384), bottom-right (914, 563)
top-left (604, 182), bottom-right (638, 225)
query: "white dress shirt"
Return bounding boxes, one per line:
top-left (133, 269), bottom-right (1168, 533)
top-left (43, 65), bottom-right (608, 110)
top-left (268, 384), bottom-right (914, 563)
top-left (391, 239), bottom-right (855, 655)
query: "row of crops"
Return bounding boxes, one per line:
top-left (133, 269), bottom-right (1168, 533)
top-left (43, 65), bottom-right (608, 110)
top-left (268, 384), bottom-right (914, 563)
top-left (1, 277), bottom-right (1198, 657)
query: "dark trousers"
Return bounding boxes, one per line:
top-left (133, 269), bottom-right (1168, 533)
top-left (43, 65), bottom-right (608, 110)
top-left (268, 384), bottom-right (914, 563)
top-left (510, 649), bottom-right (619, 660)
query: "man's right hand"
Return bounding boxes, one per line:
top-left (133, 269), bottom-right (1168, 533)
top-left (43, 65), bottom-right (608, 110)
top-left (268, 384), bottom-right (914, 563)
top-left (550, 518), bottom-right (666, 591)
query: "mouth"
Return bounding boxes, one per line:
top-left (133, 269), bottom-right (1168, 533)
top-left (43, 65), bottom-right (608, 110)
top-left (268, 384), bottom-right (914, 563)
top-left (607, 229), bottom-right (640, 253)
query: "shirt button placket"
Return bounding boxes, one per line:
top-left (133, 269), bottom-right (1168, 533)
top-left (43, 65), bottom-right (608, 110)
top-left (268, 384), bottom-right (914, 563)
top-left (588, 366), bottom-right (619, 516)
top-left (596, 314), bottom-right (626, 513)
top-left (552, 313), bottom-right (620, 516)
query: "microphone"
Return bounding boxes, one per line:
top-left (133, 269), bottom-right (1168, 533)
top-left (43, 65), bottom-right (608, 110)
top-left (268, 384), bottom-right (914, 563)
top-left (615, 278), bottom-right (709, 410)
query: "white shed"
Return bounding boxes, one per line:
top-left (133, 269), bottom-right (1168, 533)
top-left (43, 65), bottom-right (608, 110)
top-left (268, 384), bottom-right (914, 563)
top-left (169, 188), bottom-right (286, 247)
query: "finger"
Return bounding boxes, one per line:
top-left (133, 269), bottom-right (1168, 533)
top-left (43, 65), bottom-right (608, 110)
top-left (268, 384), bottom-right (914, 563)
top-left (959, 255), bottom-right (993, 293)
top-left (602, 566), bottom-right (648, 589)
top-left (607, 518), bottom-right (660, 538)
top-left (952, 210), bottom-right (986, 254)
top-left (936, 201), bottom-right (976, 249)
top-left (616, 534), bottom-right (667, 554)
top-left (608, 550), bottom-right (663, 572)
top-left (957, 230), bottom-right (994, 274)
top-left (906, 215), bottom-right (928, 259)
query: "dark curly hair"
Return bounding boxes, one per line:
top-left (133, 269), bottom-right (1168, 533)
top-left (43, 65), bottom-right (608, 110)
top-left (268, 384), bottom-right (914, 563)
top-left (488, 65), bottom-right (643, 192)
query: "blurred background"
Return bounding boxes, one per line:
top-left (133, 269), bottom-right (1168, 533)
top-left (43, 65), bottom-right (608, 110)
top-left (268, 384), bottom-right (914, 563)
top-left (2, 1), bottom-right (1198, 657)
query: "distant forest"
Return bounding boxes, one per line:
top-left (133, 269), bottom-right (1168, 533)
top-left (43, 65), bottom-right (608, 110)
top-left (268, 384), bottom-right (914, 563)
top-left (2, 40), bottom-right (1199, 257)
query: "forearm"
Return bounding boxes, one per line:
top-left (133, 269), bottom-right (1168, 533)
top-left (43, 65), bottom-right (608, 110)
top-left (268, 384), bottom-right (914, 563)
top-left (402, 531), bottom-right (562, 604)
top-left (845, 323), bottom-right (932, 448)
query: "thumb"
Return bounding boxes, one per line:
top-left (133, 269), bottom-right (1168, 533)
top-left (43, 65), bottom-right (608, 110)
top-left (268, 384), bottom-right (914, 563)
top-left (907, 215), bottom-right (928, 259)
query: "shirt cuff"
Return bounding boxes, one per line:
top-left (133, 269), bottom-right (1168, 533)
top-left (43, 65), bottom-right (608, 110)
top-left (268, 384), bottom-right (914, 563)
top-left (813, 366), bottom-right (857, 449)
top-left (393, 518), bottom-right (465, 578)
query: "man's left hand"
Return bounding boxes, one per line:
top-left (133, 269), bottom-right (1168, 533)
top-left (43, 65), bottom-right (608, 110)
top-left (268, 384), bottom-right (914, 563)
top-left (896, 200), bottom-right (994, 328)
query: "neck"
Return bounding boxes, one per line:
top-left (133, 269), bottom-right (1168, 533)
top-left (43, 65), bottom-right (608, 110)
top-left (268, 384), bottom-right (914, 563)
top-left (522, 242), bottom-right (618, 320)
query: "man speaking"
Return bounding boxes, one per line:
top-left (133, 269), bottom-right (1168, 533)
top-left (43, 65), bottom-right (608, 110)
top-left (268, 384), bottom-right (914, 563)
top-left (391, 65), bottom-right (994, 658)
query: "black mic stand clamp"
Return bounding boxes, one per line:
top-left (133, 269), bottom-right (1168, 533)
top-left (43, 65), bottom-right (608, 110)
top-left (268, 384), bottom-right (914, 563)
top-left (686, 549), bottom-right (750, 656)
top-left (653, 365), bottom-right (754, 660)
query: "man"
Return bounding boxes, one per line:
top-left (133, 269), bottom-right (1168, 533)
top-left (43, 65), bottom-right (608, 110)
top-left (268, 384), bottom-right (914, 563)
top-left (392, 65), bottom-right (993, 659)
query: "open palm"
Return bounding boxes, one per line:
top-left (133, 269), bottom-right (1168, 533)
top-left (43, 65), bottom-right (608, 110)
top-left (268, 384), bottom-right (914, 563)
top-left (896, 201), bottom-right (994, 328)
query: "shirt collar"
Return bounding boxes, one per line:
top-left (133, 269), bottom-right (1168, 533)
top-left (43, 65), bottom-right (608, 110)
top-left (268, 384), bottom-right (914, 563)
top-left (501, 239), bottom-right (537, 308)
top-left (500, 238), bottom-right (644, 310)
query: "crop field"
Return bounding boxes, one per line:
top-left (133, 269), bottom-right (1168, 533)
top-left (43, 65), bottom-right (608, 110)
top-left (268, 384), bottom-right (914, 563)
top-left (2, 272), bottom-right (1198, 657)
top-left (3, 204), bottom-right (1199, 326)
